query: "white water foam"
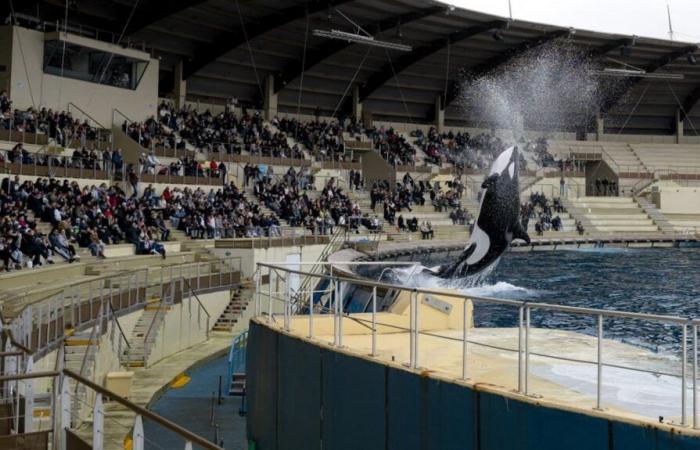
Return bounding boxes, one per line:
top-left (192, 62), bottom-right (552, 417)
top-left (532, 361), bottom-right (688, 420)
top-left (563, 247), bottom-right (640, 254)
top-left (462, 282), bottom-right (538, 299)
top-left (386, 261), bottom-right (538, 299)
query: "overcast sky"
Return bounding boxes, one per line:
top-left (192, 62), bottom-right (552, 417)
top-left (449, 0), bottom-right (700, 42)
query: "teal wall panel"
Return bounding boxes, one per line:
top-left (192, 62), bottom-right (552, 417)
top-left (277, 333), bottom-right (321, 450)
top-left (246, 321), bottom-right (700, 450)
top-left (321, 349), bottom-right (386, 450)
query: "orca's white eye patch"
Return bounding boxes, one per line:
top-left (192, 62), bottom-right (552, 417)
top-left (508, 162), bottom-right (514, 178)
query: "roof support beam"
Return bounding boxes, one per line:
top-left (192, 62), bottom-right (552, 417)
top-left (589, 38), bottom-right (633, 58)
top-left (358, 20), bottom-right (507, 103)
top-left (273, 5), bottom-right (444, 94)
top-left (122, 0), bottom-right (210, 36)
top-left (182, 0), bottom-right (353, 80)
top-left (599, 45), bottom-right (697, 115)
top-left (442, 28), bottom-right (569, 108)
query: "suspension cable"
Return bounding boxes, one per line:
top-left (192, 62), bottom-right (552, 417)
top-left (384, 48), bottom-right (414, 125)
top-left (616, 81), bottom-right (651, 135)
top-left (8, 0), bottom-right (37, 107)
top-left (295, 11), bottom-right (310, 140)
top-left (235, 0), bottom-right (264, 101)
top-left (665, 79), bottom-right (699, 137)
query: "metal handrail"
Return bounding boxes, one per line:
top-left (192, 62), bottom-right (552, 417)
top-left (143, 281), bottom-right (173, 359)
top-left (255, 261), bottom-right (700, 427)
top-left (62, 369), bottom-right (224, 450)
top-left (0, 267), bottom-right (149, 324)
top-left (107, 301), bottom-right (131, 350)
top-left (182, 278), bottom-right (210, 319)
top-left (113, 108), bottom-right (134, 128)
top-left (67, 102), bottom-right (108, 130)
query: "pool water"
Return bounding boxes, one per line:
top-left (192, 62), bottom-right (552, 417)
top-left (385, 247), bottom-right (700, 352)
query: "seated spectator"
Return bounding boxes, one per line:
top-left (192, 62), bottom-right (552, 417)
top-left (49, 226), bottom-right (79, 263)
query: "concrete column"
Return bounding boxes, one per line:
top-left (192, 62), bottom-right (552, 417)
top-left (352, 85), bottom-right (363, 120)
top-left (675, 108), bottom-right (684, 144)
top-left (174, 61), bottom-right (186, 110)
top-left (263, 74), bottom-right (278, 120)
top-left (435, 95), bottom-right (445, 132)
top-left (595, 111), bottom-right (604, 141)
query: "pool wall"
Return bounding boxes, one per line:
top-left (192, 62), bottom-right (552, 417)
top-left (246, 319), bottom-right (700, 450)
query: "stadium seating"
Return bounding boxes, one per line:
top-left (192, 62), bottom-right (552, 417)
top-left (563, 197), bottom-right (660, 233)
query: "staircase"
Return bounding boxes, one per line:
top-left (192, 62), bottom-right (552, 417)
top-left (122, 297), bottom-right (169, 368)
top-left (227, 331), bottom-right (248, 396)
top-left (64, 331), bottom-right (99, 422)
top-left (635, 196), bottom-right (675, 234)
top-left (213, 289), bottom-right (249, 332)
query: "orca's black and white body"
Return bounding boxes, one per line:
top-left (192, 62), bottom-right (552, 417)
top-left (433, 146), bottom-right (530, 278)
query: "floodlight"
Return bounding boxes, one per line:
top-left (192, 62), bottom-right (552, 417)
top-left (593, 68), bottom-right (684, 80)
top-left (312, 29), bottom-right (412, 52)
top-left (313, 8), bottom-right (413, 52)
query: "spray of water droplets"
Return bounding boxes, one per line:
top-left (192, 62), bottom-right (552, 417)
top-left (458, 42), bottom-right (617, 138)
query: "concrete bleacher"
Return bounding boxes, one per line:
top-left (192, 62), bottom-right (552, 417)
top-left (629, 143), bottom-right (700, 176)
top-left (549, 140), bottom-right (649, 175)
top-left (565, 197), bottom-right (660, 233)
top-left (663, 214), bottom-right (700, 234)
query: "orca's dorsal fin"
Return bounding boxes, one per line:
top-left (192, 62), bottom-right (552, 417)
top-left (512, 221), bottom-right (531, 244)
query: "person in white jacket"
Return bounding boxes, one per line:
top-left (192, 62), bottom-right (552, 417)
top-left (145, 150), bottom-right (161, 174)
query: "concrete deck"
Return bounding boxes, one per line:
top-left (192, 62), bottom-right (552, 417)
top-left (76, 332), bottom-right (233, 449)
top-left (75, 285), bottom-right (254, 449)
top-left (272, 314), bottom-right (698, 435)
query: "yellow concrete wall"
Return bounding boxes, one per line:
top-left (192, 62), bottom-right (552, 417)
top-left (147, 290), bottom-right (231, 366)
top-left (7, 26), bottom-right (158, 126)
top-left (657, 187), bottom-right (700, 214)
top-left (282, 290), bottom-right (473, 337)
top-left (214, 243), bottom-right (327, 279)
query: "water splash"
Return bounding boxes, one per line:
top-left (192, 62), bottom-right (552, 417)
top-left (458, 42), bottom-right (616, 138)
top-left (384, 258), bottom-right (538, 299)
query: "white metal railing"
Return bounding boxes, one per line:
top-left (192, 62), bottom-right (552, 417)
top-left (254, 261), bottom-right (700, 428)
top-left (3, 257), bottom-right (242, 359)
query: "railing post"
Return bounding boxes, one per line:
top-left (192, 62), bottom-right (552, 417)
top-left (332, 278), bottom-right (339, 346)
top-left (371, 286), bottom-right (377, 357)
top-left (462, 298), bottom-right (469, 380)
top-left (596, 314), bottom-right (603, 410)
top-left (409, 290), bottom-right (419, 369)
top-left (694, 324), bottom-right (698, 429)
top-left (133, 414), bottom-right (144, 450)
top-left (93, 393), bottom-right (104, 450)
top-left (61, 378), bottom-right (71, 449)
top-left (308, 288), bottom-right (314, 339)
top-left (682, 323), bottom-right (688, 426)
top-left (518, 306), bottom-right (524, 393)
top-left (337, 279), bottom-right (344, 347)
top-left (24, 357), bottom-right (34, 433)
top-left (283, 274), bottom-right (290, 332)
top-left (268, 269), bottom-right (273, 322)
top-left (254, 269), bottom-right (261, 316)
top-left (524, 306), bottom-right (530, 395)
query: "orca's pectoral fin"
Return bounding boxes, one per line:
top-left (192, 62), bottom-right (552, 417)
top-left (513, 221), bottom-right (531, 244)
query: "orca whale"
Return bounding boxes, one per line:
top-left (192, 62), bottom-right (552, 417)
top-left (433, 146), bottom-right (530, 278)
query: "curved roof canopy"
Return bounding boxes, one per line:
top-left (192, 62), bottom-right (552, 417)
top-left (6, 0), bottom-right (700, 134)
